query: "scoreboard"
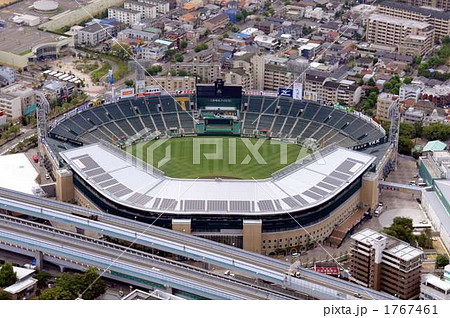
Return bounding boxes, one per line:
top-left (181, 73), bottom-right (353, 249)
top-left (196, 79), bottom-right (242, 109)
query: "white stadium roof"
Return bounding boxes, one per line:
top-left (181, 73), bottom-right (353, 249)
top-left (60, 143), bottom-right (375, 215)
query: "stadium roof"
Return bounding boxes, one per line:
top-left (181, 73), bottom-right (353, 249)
top-left (60, 143), bottom-right (375, 215)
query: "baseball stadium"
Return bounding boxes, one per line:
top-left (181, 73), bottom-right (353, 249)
top-left (41, 80), bottom-right (392, 255)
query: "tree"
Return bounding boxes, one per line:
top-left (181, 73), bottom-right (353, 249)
top-left (174, 53), bottom-right (184, 62)
top-left (423, 123), bottom-right (450, 141)
top-left (398, 136), bottom-right (414, 155)
top-left (416, 229), bottom-right (433, 249)
top-left (403, 76), bottom-right (413, 84)
top-left (124, 79), bottom-right (134, 88)
top-left (413, 121), bottom-right (423, 138)
top-left (177, 69), bottom-right (188, 76)
top-left (110, 43), bottom-right (132, 60)
top-left (223, 32), bottom-right (229, 39)
top-left (37, 267), bottom-right (105, 300)
top-left (35, 271), bottom-right (51, 289)
top-left (0, 263), bottom-right (17, 288)
top-left (164, 49), bottom-right (176, 57)
top-left (400, 122), bottom-right (416, 139)
top-left (436, 254), bottom-right (449, 268)
top-left (180, 40), bottom-right (188, 49)
top-left (0, 290), bottom-right (11, 300)
top-left (367, 77), bottom-right (376, 86)
top-left (383, 217), bottom-right (415, 245)
top-left (236, 12), bottom-right (244, 22)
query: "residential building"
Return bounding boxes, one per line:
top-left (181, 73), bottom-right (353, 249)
top-left (379, 1), bottom-right (450, 40)
top-left (124, 1), bottom-right (157, 19)
top-left (137, 0), bottom-right (170, 14)
top-left (376, 93), bottom-right (398, 121)
top-left (0, 93), bottom-right (22, 119)
top-left (0, 66), bottom-right (15, 86)
top-left (397, 0), bottom-right (450, 11)
top-left (173, 63), bottom-right (221, 83)
top-left (399, 84), bottom-right (421, 102)
top-left (350, 228), bottom-right (423, 300)
top-left (404, 107), bottom-right (425, 123)
top-left (1, 83), bottom-right (36, 118)
top-left (145, 74), bottom-right (196, 91)
top-left (251, 54), bottom-right (294, 92)
top-left (304, 73), bottom-right (362, 106)
top-left (366, 14), bottom-right (434, 56)
top-left (108, 6), bottom-right (142, 25)
top-left (139, 43), bottom-right (168, 60)
top-left (421, 274), bottom-right (450, 300)
top-left (118, 28), bottom-right (159, 42)
top-left (77, 23), bottom-right (115, 46)
top-left (203, 13), bottom-right (229, 33)
top-left (254, 35), bottom-right (279, 50)
top-left (225, 68), bottom-right (251, 89)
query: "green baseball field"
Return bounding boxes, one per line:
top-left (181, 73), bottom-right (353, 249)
top-left (128, 136), bottom-right (308, 179)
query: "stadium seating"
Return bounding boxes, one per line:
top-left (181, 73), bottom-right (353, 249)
top-left (48, 95), bottom-right (385, 152)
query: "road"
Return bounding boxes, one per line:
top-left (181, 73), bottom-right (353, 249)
top-left (0, 187), bottom-right (395, 300)
top-left (0, 128), bottom-right (37, 155)
top-left (0, 214), bottom-right (294, 300)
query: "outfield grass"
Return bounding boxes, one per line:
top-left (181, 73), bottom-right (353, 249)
top-left (129, 137), bottom-right (308, 179)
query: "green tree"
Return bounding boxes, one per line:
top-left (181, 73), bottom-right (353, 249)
top-left (423, 123), bottom-right (450, 141)
top-left (436, 254), bottom-right (449, 268)
top-left (35, 271), bottom-right (51, 289)
top-left (367, 77), bottom-right (376, 86)
top-left (180, 40), bottom-right (188, 49)
top-left (110, 43), bottom-right (132, 60)
top-left (174, 53), bottom-right (184, 62)
top-left (398, 136), bottom-right (414, 155)
top-left (124, 79), bottom-right (134, 88)
top-left (0, 263), bottom-right (17, 288)
top-left (403, 76), bottom-right (412, 84)
top-left (236, 12), bottom-right (244, 21)
top-left (416, 229), bottom-right (433, 249)
top-left (164, 49), bottom-right (176, 57)
top-left (413, 121), bottom-right (423, 138)
top-left (400, 122), bottom-right (416, 139)
top-left (0, 290), bottom-right (11, 300)
top-left (383, 217), bottom-right (415, 244)
top-left (177, 69), bottom-right (188, 76)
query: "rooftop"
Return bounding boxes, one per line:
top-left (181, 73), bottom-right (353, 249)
top-left (0, 153), bottom-right (39, 195)
top-left (60, 144), bottom-right (375, 215)
top-left (368, 13), bottom-right (432, 29)
top-left (380, 1), bottom-right (450, 20)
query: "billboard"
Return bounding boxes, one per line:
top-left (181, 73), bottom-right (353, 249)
top-left (277, 87), bottom-right (293, 97)
top-left (293, 82), bottom-right (303, 100)
top-left (136, 80), bottom-right (146, 94)
top-left (120, 88), bottom-right (135, 99)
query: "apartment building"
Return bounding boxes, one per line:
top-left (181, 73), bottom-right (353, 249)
top-left (145, 74), bottom-right (196, 91)
top-left (0, 66), bottom-right (15, 86)
top-left (124, 1), bottom-right (157, 19)
top-left (139, 43), bottom-right (168, 60)
top-left (251, 54), bottom-right (295, 91)
top-left (77, 23), bottom-right (115, 46)
top-left (379, 1), bottom-right (450, 41)
top-left (304, 73), bottom-right (362, 106)
top-left (224, 53), bottom-right (254, 89)
top-left (376, 93), bottom-right (398, 121)
top-left (350, 228), bottom-right (423, 300)
top-left (118, 28), bottom-right (158, 42)
top-left (366, 14), bottom-right (434, 56)
top-left (108, 7), bottom-right (142, 25)
top-left (0, 93), bottom-right (22, 119)
top-left (137, 0), bottom-right (170, 14)
top-left (399, 84), bottom-right (422, 102)
top-left (203, 13), bottom-right (229, 33)
top-left (421, 274), bottom-right (450, 300)
top-left (397, 0), bottom-right (450, 11)
top-left (173, 63), bottom-right (221, 83)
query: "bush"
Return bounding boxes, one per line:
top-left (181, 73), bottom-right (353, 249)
top-left (436, 254), bottom-right (449, 268)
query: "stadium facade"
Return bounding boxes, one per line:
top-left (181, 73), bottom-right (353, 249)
top-left (40, 82), bottom-right (392, 255)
